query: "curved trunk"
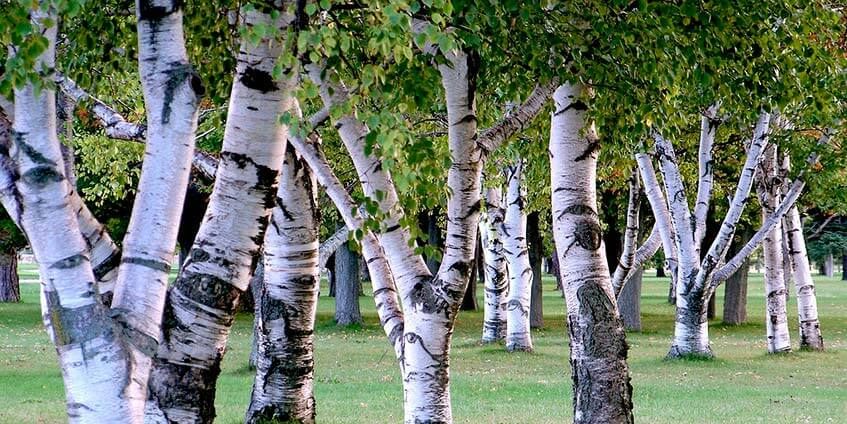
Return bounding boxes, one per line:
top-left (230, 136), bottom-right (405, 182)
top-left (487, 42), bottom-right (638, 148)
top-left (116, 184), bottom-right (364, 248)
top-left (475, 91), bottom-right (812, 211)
top-left (755, 145), bottom-right (791, 354)
top-left (13, 10), bottom-right (138, 421)
top-left (334, 240), bottom-right (363, 326)
top-left (246, 147), bottom-right (320, 423)
top-left (550, 84), bottom-right (633, 423)
top-left (146, 8), bottom-right (293, 423)
top-left (480, 188), bottom-right (508, 343)
top-left (503, 159), bottom-right (533, 352)
top-left (784, 205), bottom-right (823, 350)
top-left (0, 250), bottom-right (19, 302)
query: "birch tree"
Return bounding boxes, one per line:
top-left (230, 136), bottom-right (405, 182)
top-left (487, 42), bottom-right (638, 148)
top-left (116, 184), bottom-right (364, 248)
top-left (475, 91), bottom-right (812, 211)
top-left (754, 144), bottom-right (792, 353)
top-left (479, 187), bottom-right (508, 343)
top-left (145, 5), bottom-right (296, 422)
top-left (502, 158), bottom-right (533, 351)
top-left (3, 1), bottom-right (202, 420)
top-left (246, 146), bottom-right (320, 423)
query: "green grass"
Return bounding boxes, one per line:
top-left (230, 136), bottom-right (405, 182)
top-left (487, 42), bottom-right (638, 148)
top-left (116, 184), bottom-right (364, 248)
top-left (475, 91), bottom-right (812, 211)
top-left (1, 266), bottom-right (846, 423)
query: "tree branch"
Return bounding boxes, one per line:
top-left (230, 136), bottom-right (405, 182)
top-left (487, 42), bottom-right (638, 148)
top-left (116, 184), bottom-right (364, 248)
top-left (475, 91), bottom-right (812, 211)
top-left (693, 104), bottom-right (720, 246)
top-left (477, 79), bottom-right (559, 157)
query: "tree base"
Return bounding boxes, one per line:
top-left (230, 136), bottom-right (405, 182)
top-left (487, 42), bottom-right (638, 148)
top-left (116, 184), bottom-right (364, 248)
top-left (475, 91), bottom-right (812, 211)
top-left (506, 344), bottom-right (533, 353)
top-left (665, 345), bottom-right (714, 360)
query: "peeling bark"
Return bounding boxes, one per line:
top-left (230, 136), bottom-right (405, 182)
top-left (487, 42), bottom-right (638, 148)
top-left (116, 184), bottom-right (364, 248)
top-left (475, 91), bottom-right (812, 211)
top-left (480, 187), bottom-right (508, 343)
top-left (550, 83), bottom-right (633, 423)
top-left (246, 147), bottom-right (320, 423)
top-left (755, 144), bottom-right (791, 353)
top-left (503, 159), bottom-right (533, 351)
top-left (146, 6), bottom-right (293, 422)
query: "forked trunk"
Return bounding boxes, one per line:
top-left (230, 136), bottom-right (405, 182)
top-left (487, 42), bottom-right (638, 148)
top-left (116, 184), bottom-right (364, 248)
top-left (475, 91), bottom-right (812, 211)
top-left (246, 147), bottom-right (320, 423)
top-left (503, 159), bottom-right (533, 352)
top-left (550, 83), bottom-right (633, 423)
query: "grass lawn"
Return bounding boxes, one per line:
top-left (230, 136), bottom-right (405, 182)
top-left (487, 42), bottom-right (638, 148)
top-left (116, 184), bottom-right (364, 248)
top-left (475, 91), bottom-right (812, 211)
top-left (1, 263), bottom-right (845, 423)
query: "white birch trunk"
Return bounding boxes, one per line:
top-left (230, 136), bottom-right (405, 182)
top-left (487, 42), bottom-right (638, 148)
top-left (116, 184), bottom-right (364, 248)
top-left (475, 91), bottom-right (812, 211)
top-left (480, 188), bottom-right (508, 343)
top-left (503, 159), bottom-right (533, 352)
top-left (99, 1), bottom-right (206, 419)
top-left (654, 112), bottom-right (771, 358)
top-left (0, 101), bottom-right (120, 302)
top-left (755, 145), bottom-right (791, 353)
top-left (307, 65), bottom-right (430, 286)
top-left (145, 7), bottom-right (293, 423)
top-left (635, 154), bottom-right (679, 299)
top-left (246, 147), bottom-right (320, 423)
top-left (611, 171), bottom-right (641, 296)
top-left (12, 8), bottom-right (134, 422)
top-left (782, 190), bottom-right (824, 349)
top-left (550, 83), bottom-right (633, 423)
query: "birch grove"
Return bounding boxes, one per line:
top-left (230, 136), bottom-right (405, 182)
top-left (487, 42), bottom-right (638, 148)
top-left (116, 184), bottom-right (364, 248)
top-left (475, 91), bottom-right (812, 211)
top-left (2, 1), bottom-right (845, 423)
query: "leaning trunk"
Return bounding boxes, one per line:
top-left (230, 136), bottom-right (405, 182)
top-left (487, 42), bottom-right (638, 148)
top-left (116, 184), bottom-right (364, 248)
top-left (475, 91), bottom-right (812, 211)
top-left (550, 83), bottom-right (633, 423)
top-left (146, 7), bottom-right (293, 422)
top-left (503, 159), bottom-right (533, 352)
top-left (0, 250), bottom-right (19, 302)
top-left (246, 147), bottom-right (320, 423)
top-left (784, 205), bottom-right (824, 350)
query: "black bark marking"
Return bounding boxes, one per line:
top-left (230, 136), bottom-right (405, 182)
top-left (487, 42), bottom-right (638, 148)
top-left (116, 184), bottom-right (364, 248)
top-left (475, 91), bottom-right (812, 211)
top-left (122, 256), bottom-right (171, 273)
top-left (574, 220), bottom-right (602, 251)
top-left (162, 62), bottom-right (203, 124)
top-left (149, 355), bottom-right (221, 424)
top-left (21, 166), bottom-right (64, 186)
top-left (173, 271), bottom-right (243, 312)
top-left (107, 307), bottom-right (159, 356)
top-left (138, 0), bottom-right (182, 21)
top-left (50, 254), bottom-right (88, 269)
top-left (190, 247), bottom-right (211, 263)
top-left (43, 290), bottom-right (115, 350)
top-left (92, 250), bottom-right (121, 281)
top-left (16, 135), bottom-right (57, 167)
top-left (221, 151), bottom-right (278, 208)
top-left (569, 283), bottom-right (634, 423)
top-left (240, 67), bottom-right (279, 93)
top-left (574, 141), bottom-right (601, 162)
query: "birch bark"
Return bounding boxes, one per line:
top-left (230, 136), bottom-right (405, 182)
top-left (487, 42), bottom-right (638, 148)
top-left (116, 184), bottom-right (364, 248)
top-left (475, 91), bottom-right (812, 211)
top-left (480, 188), bottom-right (508, 343)
top-left (783, 199), bottom-right (824, 350)
top-left (503, 159), bottom-right (533, 351)
top-left (754, 144), bottom-right (791, 353)
top-left (145, 6), bottom-right (294, 422)
top-left (550, 83), bottom-right (633, 423)
top-left (12, 7), bottom-right (134, 421)
top-left (246, 146), bottom-right (320, 423)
